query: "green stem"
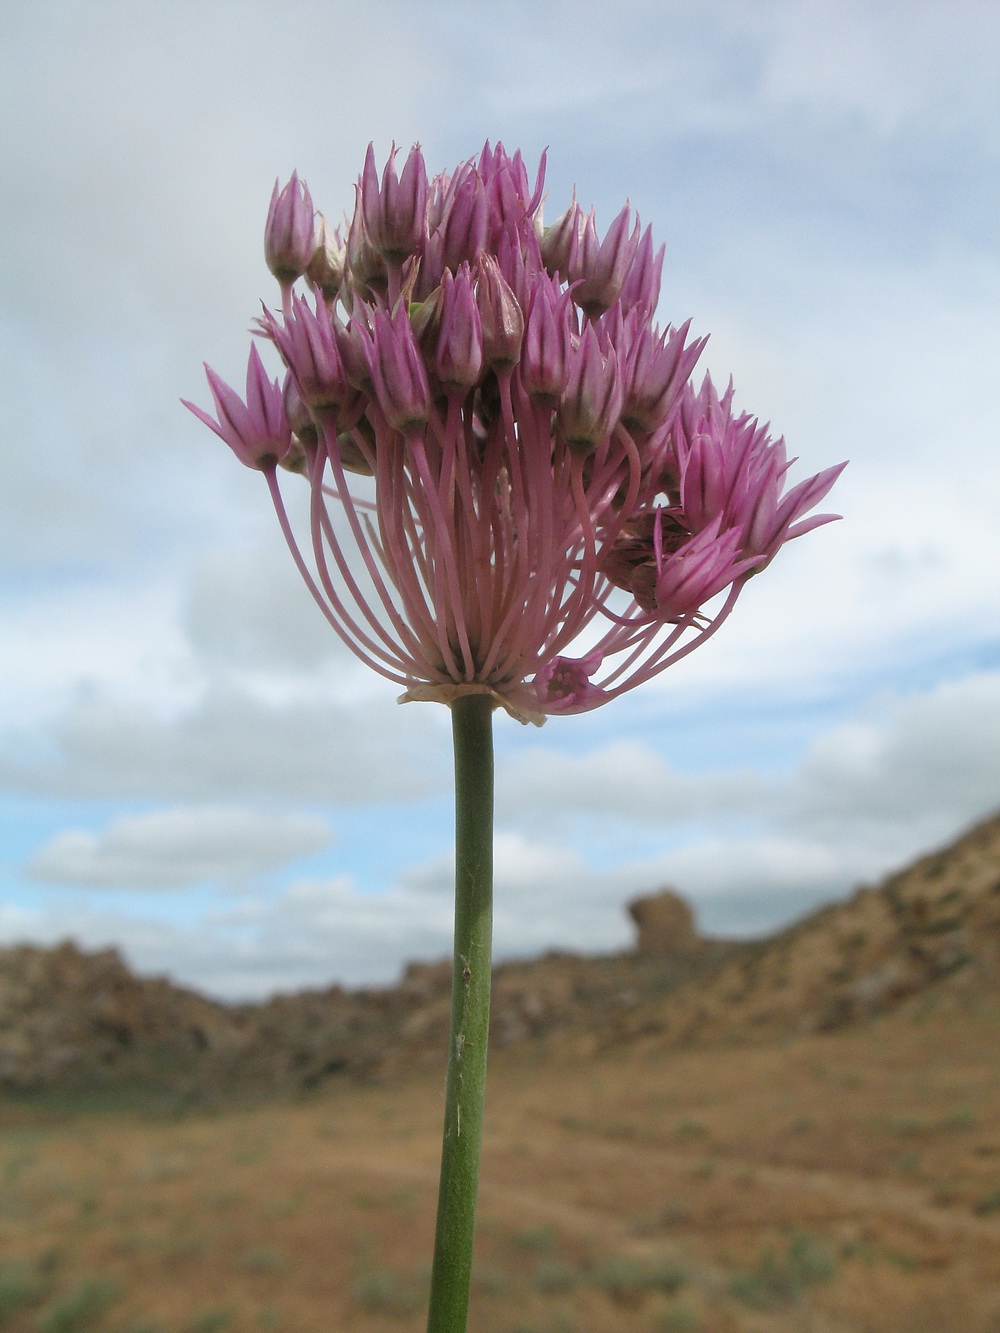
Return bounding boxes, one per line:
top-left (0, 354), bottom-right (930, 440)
top-left (426, 693), bottom-right (495, 1333)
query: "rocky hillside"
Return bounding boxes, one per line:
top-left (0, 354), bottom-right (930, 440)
top-left (2, 811), bottom-right (1000, 1096)
top-left (604, 809), bottom-right (1000, 1053)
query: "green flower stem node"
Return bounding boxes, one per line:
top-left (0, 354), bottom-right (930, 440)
top-left (426, 693), bottom-right (495, 1333)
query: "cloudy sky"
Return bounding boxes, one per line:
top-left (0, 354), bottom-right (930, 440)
top-left (1, 0), bottom-right (998, 999)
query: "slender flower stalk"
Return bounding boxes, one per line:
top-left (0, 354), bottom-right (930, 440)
top-left (186, 142), bottom-right (845, 1333)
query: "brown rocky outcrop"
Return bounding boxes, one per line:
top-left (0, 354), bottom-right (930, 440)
top-left (611, 810), bottom-right (1000, 1051)
top-left (628, 888), bottom-right (703, 956)
top-left (0, 940), bottom-right (248, 1092)
top-left (3, 810), bottom-right (1000, 1096)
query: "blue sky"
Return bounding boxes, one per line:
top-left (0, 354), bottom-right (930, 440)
top-left (1, 0), bottom-right (998, 997)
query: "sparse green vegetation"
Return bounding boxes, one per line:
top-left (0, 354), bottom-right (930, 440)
top-left (729, 1234), bottom-right (836, 1310)
top-left (238, 1246), bottom-right (287, 1274)
top-left (37, 1276), bottom-right (120, 1333)
top-left (533, 1258), bottom-right (581, 1294)
top-left (354, 1264), bottom-right (426, 1316)
top-left (591, 1254), bottom-right (686, 1304)
top-left (185, 1311), bottom-right (233, 1333)
top-left (514, 1224), bottom-right (556, 1251)
top-left (655, 1308), bottom-right (700, 1331)
top-left (674, 1119), bottom-right (708, 1138)
top-left (0, 1261), bottom-right (47, 1325)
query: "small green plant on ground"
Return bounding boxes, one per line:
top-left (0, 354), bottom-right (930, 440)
top-left (513, 1225), bottom-right (556, 1251)
top-left (591, 1254), bottom-right (686, 1305)
top-left (729, 1232), bottom-right (836, 1310)
top-left (354, 1264), bottom-right (427, 1317)
top-left (533, 1258), bottom-right (582, 1294)
top-left (185, 1311), bottom-right (233, 1333)
top-left (0, 1260), bottom-right (47, 1325)
top-left (656, 1307), bottom-right (701, 1331)
top-left (37, 1276), bottom-right (121, 1333)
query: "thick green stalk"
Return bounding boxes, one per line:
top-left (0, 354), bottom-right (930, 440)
top-left (426, 693), bottom-right (495, 1333)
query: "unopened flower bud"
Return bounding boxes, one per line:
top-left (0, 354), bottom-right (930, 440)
top-left (307, 213), bottom-right (346, 302)
top-left (435, 266), bottom-right (484, 389)
top-left (333, 310), bottom-right (375, 396)
top-left (282, 374), bottom-right (317, 446)
top-left (622, 319), bottom-right (706, 437)
top-left (572, 205), bottom-right (641, 318)
top-left (360, 143), bottom-right (428, 264)
top-left (265, 173), bottom-right (316, 286)
top-left (265, 293), bottom-right (358, 427)
top-left (183, 344), bottom-right (293, 471)
top-left (476, 255), bottom-right (523, 369)
top-left (539, 198), bottom-right (581, 278)
top-left (439, 171), bottom-right (489, 274)
top-left (619, 224), bottom-right (664, 315)
top-left (409, 284), bottom-right (445, 358)
top-left (366, 306), bottom-right (431, 432)
top-left (345, 207), bottom-right (387, 300)
top-left (335, 425), bottom-right (375, 477)
top-left (559, 324), bottom-right (624, 453)
top-left (521, 279), bottom-right (573, 402)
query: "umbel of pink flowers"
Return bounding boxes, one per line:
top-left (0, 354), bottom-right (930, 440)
top-left (186, 144), bottom-right (845, 724)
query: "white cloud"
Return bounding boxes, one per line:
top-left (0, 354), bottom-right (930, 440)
top-left (794, 673), bottom-right (1000, 827)
top-left (496, 740), bottom-right (768, 826)
top-left (26, 806), bottom-right (334, 889)
top-left (0, 683), bottom-right (448, 803)
top-left (183, 539), bottom-right (348, 672)
top-left (498, 671), bottom-right (1000, 835)
top-left (746, 0), bottom-right (1000, 138)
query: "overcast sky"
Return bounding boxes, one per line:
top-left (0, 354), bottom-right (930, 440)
top-left (1, 0), bottom-right (998, 999)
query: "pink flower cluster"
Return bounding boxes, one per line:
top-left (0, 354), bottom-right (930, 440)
top-left (186, 145), bottom-right (845, 723)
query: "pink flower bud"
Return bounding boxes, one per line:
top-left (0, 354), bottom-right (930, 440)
top-left (264, 173), bottom-right (316, 285)
top-left (571, 205), bottom-right (642, 318)
top-left (622, 318), bottom-right (707, 437)
top-left (333, 309), bottom-right (376, 395)
top-left (279, 377), bottom-right (311, 472)
top-left (619, 224), bottom-right (664, 316)
top-left (345, 207), bottom-right (387, 300)
top-left (439, 170), bottom-right (490, 274)
top-left (475, 255), bottom-right (524, 369)
top-left (366, 306), bottom-right (431, 432)
top-left (521, 278), bottom-right (574, 402)
top-left (409, 283), bottom-right (445, 357)
top-left (265, 292), bottom-right (357, 420)
top-left (435, 265), bottom-right (484, 389)
top-left (539, 198), bottom-right (581, 278)
top-left (360, 142), bottom-right (428, 263)
top-left (307, 213), bottom-right (346, 302)
top-left (183, 343), bottom-right (292, 471)
top-left (559, 323), bottom-right (624, 453)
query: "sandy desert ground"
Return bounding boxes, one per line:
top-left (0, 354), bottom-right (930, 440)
top-left (2, 983), bottom-right (1000, 1333)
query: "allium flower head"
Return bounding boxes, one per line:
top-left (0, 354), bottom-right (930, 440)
top-left (187, 144), bottom-right (845, 723)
